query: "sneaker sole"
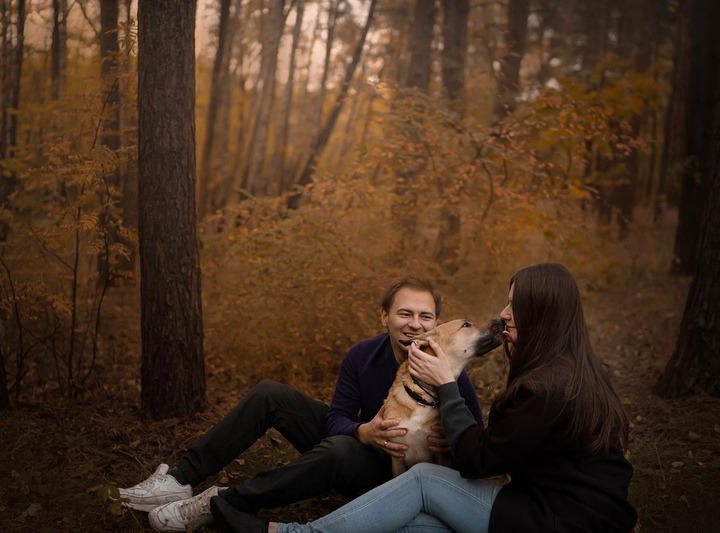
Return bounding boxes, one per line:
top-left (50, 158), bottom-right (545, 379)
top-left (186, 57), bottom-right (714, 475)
top-left (116, 493), bottom-right (191, 513)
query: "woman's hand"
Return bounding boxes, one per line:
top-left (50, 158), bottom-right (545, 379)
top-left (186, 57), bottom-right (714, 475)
top-left (408, 339), bottom-right (457, 386)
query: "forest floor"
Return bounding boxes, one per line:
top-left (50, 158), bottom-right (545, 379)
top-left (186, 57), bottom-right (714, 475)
top-left (1, 270), bottom-right (719, 532)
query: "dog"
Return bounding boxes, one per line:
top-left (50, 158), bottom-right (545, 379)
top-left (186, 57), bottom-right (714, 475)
top-left (383, 318), bottom-right (504, 476)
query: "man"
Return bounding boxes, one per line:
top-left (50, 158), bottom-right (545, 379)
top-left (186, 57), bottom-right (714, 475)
top-left (117, 278), bottom-right (483, 532)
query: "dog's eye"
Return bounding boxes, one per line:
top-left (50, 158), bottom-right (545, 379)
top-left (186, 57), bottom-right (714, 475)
top-left (461, 321), bottom-right (472, 328)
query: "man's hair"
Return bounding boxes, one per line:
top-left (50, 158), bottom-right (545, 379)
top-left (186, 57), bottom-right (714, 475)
top-left (380, 277), bottom-right (442, 317)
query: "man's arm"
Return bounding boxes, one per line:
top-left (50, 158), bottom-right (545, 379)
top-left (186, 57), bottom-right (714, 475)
top-left (325, 351), bottom-right (363, 437)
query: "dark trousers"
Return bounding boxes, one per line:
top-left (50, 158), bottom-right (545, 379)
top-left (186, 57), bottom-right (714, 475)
top-left (173, 380), bottom-right (392, 513)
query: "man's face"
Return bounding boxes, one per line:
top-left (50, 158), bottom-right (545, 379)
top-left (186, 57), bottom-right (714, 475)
top-left (381, 287), bottom-right (438, 360)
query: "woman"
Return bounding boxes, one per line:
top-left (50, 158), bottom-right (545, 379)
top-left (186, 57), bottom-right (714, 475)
top-left (216, 264), bottom-right (637, 532)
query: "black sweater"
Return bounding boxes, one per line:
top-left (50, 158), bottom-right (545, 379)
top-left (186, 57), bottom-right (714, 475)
top-left (437, 381), bottom-right (637, 533)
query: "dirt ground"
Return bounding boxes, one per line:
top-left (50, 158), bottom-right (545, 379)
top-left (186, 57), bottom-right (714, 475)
top-left (1, 271), bottom-right (719, 532)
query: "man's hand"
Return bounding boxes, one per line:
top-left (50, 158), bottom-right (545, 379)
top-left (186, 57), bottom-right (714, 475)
top-left (356, 405), bottom-right (408, 458)
top-left (427, 424), bottom-right (451, 455)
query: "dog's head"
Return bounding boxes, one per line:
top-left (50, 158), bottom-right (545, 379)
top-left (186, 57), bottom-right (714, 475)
top-left (399, 318), bottom-right (505, 366)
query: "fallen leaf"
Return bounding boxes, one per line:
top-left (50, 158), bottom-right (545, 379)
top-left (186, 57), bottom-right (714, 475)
top-left (19, 502), bottom-right (42, 519)
top-left (671, 461), bottom-right (684, 469)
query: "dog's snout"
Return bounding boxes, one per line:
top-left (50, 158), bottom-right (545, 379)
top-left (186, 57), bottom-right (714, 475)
top-left (491, 318), bottom-right (505, 336)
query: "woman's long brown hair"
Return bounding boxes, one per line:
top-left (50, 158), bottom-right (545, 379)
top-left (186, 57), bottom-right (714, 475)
top-left (497, 263), bottom-right (629, 454)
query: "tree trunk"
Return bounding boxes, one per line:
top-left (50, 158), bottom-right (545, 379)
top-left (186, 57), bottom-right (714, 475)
top-left (271, 0), bottom-right (304, 195)
top-left (100, 0), bottom-right (121, 153)
top-left (214, 1), bottom-right (248, 210)
top-left (0, 0), bottom-right (25, 243)
top-left (315, 0), bottom-right (341, 131)
top-left (495, 0), bottom-right (529, 118)
top-left (440, 0), bottom-right (468, 110)
top-left (405, 0), bottom-right (435, 90)
top-left (213, 2), bottom-right (240, 206)
top-left (137, 0), bottom-right (205, 419)
top-left (51, 0), bottom-right (68, 100)
top-left (198, 0), bottom-right (233, 217)
top-left (0, 342), bottom-right (9, 409)
top-left (658, 0), bottom-right (690, 222)
top-left (672, 0), bottom-right (716, 275)
top-left (580, 0), bottom-right (609, 71)
top-left (98, 0), bottom-right (129, 281)
top-left (288, 0), bottom-right (377, 208)
top-left (435, 0), bottom-right (469, 273)
top-left (655, 66), bottom-right (720, 398)
top-left (243, 0), bottom-right (284, 195)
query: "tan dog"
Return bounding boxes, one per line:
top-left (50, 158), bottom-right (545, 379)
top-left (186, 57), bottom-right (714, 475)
top-left (383, 318), bottom-right (504, 476)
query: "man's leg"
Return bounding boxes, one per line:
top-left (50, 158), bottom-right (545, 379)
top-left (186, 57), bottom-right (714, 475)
top-left (216, 435), bottom-right (392, 514)
top-left (172, 380), bottom-right (329, 486)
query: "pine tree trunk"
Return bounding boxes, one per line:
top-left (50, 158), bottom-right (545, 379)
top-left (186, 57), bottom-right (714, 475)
top-left (98, 0), bottom-right (129, 281)
top-left (137, 0), bottom-right (205, 419)
top-left (405, 0), bottom-right (435, 90)
top-left (289, 0), bottom-right (377, 208)
top-left (0, 0), bottom-right (25, 243)
top-left (495, 0), bottom-right (528, 118)
top-left (271, 0), bottom-right (304, 195)
top-left (658, 0), bottom-right (690, 221)
top-left (315, 0), bottom-right (340, 134)
top-left (672, 0), bottom-right (716, 275)
top-left (51, 0), bottom-right (68, 100)
top-left (0, 342), bottom-right (9, 409)
top-left (198, 0), bottom-right (232, 217)
top-left (440, 0), bottom-right (468, 109)
top-left (243, 0), bottom-right (284, 195)
top-left (655, 91), bottom-right (720, 397)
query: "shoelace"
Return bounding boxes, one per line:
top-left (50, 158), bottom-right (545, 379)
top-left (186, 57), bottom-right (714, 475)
top-left (177, 491), bottom-right (213, 522)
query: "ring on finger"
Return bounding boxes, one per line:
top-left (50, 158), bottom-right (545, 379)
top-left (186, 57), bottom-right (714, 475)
top-left (383, 440), bottom-right (388, 447)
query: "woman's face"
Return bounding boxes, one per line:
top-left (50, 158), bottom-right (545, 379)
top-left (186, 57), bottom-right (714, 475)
top-left (500, 283), bottom-right (517, 344)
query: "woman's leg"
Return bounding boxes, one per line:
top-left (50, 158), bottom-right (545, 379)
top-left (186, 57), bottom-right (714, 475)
top-left (396, 512), bottom-right (452, 532)
top-left (277, 463), bottom-right (501, 533)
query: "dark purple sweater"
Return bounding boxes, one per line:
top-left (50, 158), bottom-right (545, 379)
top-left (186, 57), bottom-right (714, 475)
top-left (326, 333), bottom-right (483, 437)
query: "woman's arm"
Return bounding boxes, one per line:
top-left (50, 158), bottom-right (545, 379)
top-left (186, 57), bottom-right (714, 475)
top-left (437, 382), bottom-right (562, 478)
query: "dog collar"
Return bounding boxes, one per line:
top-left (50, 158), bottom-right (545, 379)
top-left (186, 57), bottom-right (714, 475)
top-left (403, 380), bottom-right (440, 408)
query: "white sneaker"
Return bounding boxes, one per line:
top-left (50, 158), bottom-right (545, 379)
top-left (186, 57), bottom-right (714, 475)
top-left (117, 463), bottom-right (192, 512)
top-left (148, 485), bottom-right (220, 532)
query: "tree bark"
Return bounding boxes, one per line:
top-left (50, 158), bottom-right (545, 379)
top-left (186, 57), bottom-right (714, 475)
top-left (672, 0), bottom-right (716, 275)
top-left (440, 0), bottom-right (468, 109)
top-left (495, 0), bottom-right (528, 118)
top-left (138, 0), bottom-right (205, 419)
top-left (271, 0), bottom-right (304, 194)
top-left (100, 0), bottom-right (121, 153)
top-left (315, 0), bottom-right (341, 133)
top-left (0, 0), bottom-right (25, 242)
top-left (655, 71), bottom-right (720, 398)
top-left (0, 342), bottom-right (9, 409)
top-left (243, 0), bottom-right (284, 195)
top-left (51, 0), bottom-right (68, 100)
top-left (288, 0), bottom-right (377, 208)
top-left (198, 0), bottom-right (233, 217)
top-left (405, 0), bottom-right (435, 90)
top-left (98, 0), bottom-right (129, 281)
top-left (657, 0), bottom-right (691, 221)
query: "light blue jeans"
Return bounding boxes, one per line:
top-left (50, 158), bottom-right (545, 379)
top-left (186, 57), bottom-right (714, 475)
top-left (277, 462), bottom-right (502, 533)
